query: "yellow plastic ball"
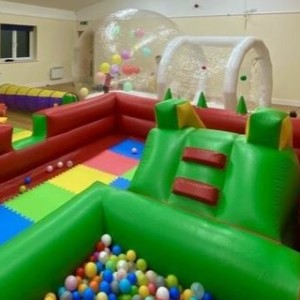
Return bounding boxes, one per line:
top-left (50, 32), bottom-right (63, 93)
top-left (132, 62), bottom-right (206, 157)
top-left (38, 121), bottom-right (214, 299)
top-left (136, 258), bottom-right (147, 272)
top-left (96, 292), bottom-right (108, 300)
top-left (78, 283), bottom-right (88, 294)
top-left (138, 285), bottom-right (150, 297)
top-left (182, 289), bottom-right (193, 300)
top-left (84, 262), bottom-right (97, 279)
top-left (44, 293), bottom-right (57, 300)
top-left (19, 185), bottom-right (27, 193)
top-left (79, 87), bottom-right (89, 98)
top-left (126, 249), bottom-right (137, 262)
top-left (166, 274), bottom-right (178, 287)
top-left (99, 62), bottom-right (111, 73)
top-left (137, 273), bottom-right (148, 286)
top-left (112, 54), bottom-right (122, 65)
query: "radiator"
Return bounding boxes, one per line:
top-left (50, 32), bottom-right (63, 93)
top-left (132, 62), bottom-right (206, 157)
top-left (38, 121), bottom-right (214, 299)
top-left (50, 66), bottom-right (64, 80)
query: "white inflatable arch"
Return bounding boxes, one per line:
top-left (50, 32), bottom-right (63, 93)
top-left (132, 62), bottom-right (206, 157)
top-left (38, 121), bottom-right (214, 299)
top-left (157, 36), bottom-right (272, 110)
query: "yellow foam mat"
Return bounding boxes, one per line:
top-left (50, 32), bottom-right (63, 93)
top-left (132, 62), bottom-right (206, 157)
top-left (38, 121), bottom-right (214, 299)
top-left (49, 164), bottom-right (117, 194)
top-left (12, 130), bottom-right (32, 142)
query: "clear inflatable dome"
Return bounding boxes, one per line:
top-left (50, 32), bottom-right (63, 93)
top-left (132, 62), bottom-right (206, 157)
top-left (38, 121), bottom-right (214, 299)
top-left (73, 8), bottom-right (182, 97)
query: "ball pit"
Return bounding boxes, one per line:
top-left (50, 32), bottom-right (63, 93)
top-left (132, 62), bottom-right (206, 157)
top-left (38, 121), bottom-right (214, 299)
top-left (44, 234), bottom-right (212, 300)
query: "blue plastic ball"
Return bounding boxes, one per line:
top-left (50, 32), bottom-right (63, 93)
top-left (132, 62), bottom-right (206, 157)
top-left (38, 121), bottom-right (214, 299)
top-left (109, 293), bottom-right (118, 300)
top-left (202, 292), bottom-right (213, 300)
top-left (169, 287), bottom-right (181, 300)
top-left (112, 244), bottom-right (122, 255)
top-left (119, 278), bottom-right (132, 294)
top-left (58, 286), bottom-right (66, 297)
top-left (127, 272), bottom-right (137, 285)
top-left (191, 282), bottom-right (204, 300)
top-left (24, 176), bottom-right (31, 185)
top-left (102, 269), bottom-right (114, 283)
top-left (96, 261), bottom-right (104, 272)
top-left (72, 291), bottom-right (81, 300)
top-left (100, 280), bottom-right (112, 294)
top-left (83, 287), bottom-right (95, 300)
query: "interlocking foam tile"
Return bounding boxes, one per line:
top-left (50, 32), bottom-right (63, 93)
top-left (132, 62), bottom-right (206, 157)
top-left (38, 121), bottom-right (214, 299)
top-left (49, 164), bottom-right (116, 194)
top-left (4, 183), bottom-right (74, 222)
top-left (121, 166), bottom-right (138, 181)
top-left (109, 139), bottom-right (144, 160)
top-left (83, 150), bottom-right (139, 176)
top-left (110, 177), bottom-right (131, 190)
top-left (12, 130), bottom-right (32, 142)
top-left (0, 205), bottom-right (33, 245)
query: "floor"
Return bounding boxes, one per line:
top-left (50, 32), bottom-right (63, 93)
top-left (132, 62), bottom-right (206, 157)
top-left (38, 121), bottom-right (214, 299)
top-left (4, 82), bottom-right (299, 131)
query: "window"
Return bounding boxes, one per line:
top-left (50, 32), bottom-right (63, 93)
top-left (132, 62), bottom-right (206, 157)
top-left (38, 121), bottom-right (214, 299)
top-left (0, 24), bottom-right (36, 62)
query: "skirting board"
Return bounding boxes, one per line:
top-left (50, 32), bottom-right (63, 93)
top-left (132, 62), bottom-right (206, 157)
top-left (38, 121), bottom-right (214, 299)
top-left (272, 98), bottom-right (300, 107)
top-left (26, 78), bottom-right (74, 88)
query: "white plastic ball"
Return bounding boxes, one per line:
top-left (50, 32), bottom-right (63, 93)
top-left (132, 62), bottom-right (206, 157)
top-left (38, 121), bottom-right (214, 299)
top-left (98, 251), bottom-right (109, 263)
top-left (46, 165), bottom-right (54, 172)
top-left (156, 286), bottom-right (169, 300)
top-left (101, 233), bottom-right (112, 246)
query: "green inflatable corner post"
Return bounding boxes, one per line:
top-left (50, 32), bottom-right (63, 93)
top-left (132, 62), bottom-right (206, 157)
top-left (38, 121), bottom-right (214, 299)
top-left (236, 95), bottom-right (248, 115)
top-left (197, 91), bottom-right (208, 108)
top-left (163, 88), bottom-right (173, 101)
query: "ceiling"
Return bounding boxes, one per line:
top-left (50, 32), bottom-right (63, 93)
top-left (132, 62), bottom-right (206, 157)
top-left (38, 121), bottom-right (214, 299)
top-left (3, 0), bottom-right (101, 11)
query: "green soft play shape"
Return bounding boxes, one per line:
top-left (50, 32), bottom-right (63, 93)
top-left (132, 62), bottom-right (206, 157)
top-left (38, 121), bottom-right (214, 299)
top-left (1, 182), bottom-right (300, 300)
top-left (155, 98), bottom-right (186, 129)
top-left (13, 114), bottom-right (47, 150)
top-left (129, 127), bottom-right (194, 200)
top-left (218, 136), bottom-right (300, 240)
top-left (247, 108), bottom-right (287, 148)
top-left (62, 93), bottom-right (78, 104)
top-left (168, 129), bottom-right (238, 218)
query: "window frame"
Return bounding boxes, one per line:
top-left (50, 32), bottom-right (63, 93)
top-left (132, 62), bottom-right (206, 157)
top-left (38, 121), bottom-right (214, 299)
top-left (0, 23), bottom-right (36, 63)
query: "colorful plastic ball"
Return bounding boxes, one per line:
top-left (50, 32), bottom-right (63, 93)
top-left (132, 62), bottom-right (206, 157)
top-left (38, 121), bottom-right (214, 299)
top-left (101, 234), bottom-right (112, 246)
top-left (119, 278), bottom-right (132, 294)
top-left (97, 292), bottom-right (108, 300)
top-left (46, 165), bottom-right (54, 172)
top-left (79, 87), bottom-right (89, 98)
top-left (126, 250), bottom-right (137, 262)
top-left (111, 280), bottom-right (120, 294)
top-left (135, 28), bottom-right (145, 38)
top-left (147, 282), bottom-right (156, 295)
top-left (127, 272), bottom-right (137, 285)
top-left (65, 275), bottom-right (78, 291)
top-left (116, 269), bottom-right (127, 281)
top-left (123, 81), bottom-right (133, 92)
top-left (100, 62), bottom-right (111, 74)
top-left (103, 269), bottom-right (114, 283)
top-left (19, 185), bottom-right (27, 193)
top-left (57, 161), bottom-right (64, 168)
top-left (112, 54), bottom-right (122, 65)
top-left (139, 285), bottom-right (150, 297)
top-left (145, 296), bottom-right (155, 300)
top-left (58, 287), bottom-right (67, 297)
top-left (60, 290), bottom-right (72, 300)
top-left (72, 291), bottom-right (81, 300)
top-left (132, 295), bottom-right (143, 300)
top-left (155, 276), bottom-right (166, 288)
top-left (190, 282), bottom-right (205, 300)
top-left (96, 241), bottom-right (106, 252)
top-left (89, 280), bottom-right (99, 293)
top-left (118, 253), bottom-right (127, 261)
top-left (44, 292), bottom-right (57, 300)
top-left (66, 160), bottom-right (73, 168)
top-left (100, 280), bottom-right (111, 294)
top-left (83, 287), bottom-right (95, 300)
top-left (112, 244), bottom-right (122, 255)
top-left (106, 259), bottom-right (117, 271)
top-left (117, 259), bottom-right (128, 271)
top-left (169, 287), bottom-right (180, 300)
top-left (240, 75), bottom-right (247, 81)
top-left (137, 273), bottom-right (148, 286)
top-left (136, 258), bottom-right (147, 272)
top-left (78, 283), bottom-right (88, 294)
top-left (182, 289), bottom-right (193, 300)
top-left (155, 286), bottom-right (169, 300)
top-left (94, 72), bottom-right (106, 85)
top-left (131, 147), bottom-right (138, 154)
top-left (108, 293), bottom-right (118, 300)
top-left (85, 262), bottom-right (97, 279)
top-left (120, 50), bottom-right (132, 60)
top-left (142, 46), bottom-right (152, 57)
top-left (166, 275), bottom-right (178, 288)
top-left (145, 270), bottom-right (157, 283)
top-left (202, 292), bottom-right (213, 300)
top-left (98, 251), bottom-right (109, 263)
top-left (24, 176), bottom-right (31, 185)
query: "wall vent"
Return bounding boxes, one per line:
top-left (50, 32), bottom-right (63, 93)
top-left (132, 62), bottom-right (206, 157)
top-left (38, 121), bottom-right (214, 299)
top-left (50, 66), bottom-right (64, 80)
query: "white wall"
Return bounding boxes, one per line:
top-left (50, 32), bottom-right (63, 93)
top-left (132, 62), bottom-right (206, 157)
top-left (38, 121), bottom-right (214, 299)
top-left (0, 1), bottom-right (76, 87)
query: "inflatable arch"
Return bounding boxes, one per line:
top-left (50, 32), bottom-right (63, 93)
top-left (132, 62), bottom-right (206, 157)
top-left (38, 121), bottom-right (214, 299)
top-left (157, 36), bottom-right (273, 110)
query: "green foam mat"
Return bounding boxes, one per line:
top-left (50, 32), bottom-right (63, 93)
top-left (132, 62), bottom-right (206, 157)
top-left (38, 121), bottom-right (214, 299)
top-left (4, 183), bottom-right (75, 222)
top-left (121, 166), bottom-right (138, 181)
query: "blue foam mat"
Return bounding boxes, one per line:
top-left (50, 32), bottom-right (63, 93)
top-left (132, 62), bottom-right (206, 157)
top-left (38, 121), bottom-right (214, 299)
top-left (109, 139), bottom-right (144, 160)
top-left (0, 205), bottom-right (33, 245)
